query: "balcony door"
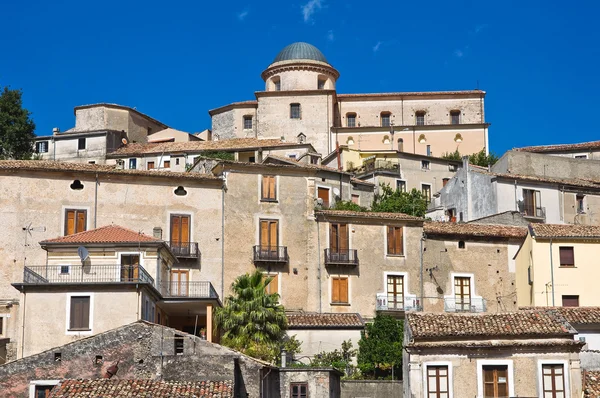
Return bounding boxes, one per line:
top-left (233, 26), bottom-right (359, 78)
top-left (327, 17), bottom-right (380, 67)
top-left (386, 275), bottom-right (404, 310)
top-left (171, 270), bottom-right (189, 297)
top-left (120, 254), bottom-right (140, 282)
top-left (171, 214), bottom-right (191, 256)
top-left (454, 277), bottom-right (471, 312)
top-left (482, 365), bottom-right (509, 398)
top-left (330, 223), bottom-right (349, 261)
top-left (259, 219), bottom-right (279, 259)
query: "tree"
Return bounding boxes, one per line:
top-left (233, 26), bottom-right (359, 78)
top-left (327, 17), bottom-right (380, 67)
top-left (311, 340), bottom-right (357, 375)
top-left (357, 314), bottom-right (403, 379)
top-left (441, 149), bottom-right (461, 161)
top-left (214, 270), bottom-right (287, 361)
top-left (371, 185), bottom-right (427, 217)
top-left (0, 86), bottom-right (36, 159)
top-left (331, 200), bottom-right (367, 212)
top-left (441, 148), bottom-right (499, 167)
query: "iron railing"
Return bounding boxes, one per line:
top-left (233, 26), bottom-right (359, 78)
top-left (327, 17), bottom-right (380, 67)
top-left (159, 281), bottom-right (219, 299)
top-left (169, 241), bottom-right (200, 258)
top-left (253, 246), bottom-right (289, 263)
top-left (362, 159), bottom-right (400, 173)
top-left (376, 293), bottom-right (421, 311)
top-left (324, 249), bottom-right (359, 266)
top-left (22, 265), bottom-right (154, 285)
top-left (444, 297), bottom-right (487, 313)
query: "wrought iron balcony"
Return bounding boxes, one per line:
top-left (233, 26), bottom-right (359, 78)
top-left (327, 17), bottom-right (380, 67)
top-left (22, 265), bottom-right (154, 285)
top-left (169, 241), bottom-right (200, 259)
top-left (376, 293), bottom-right (421, 312)
top-left (253, 246), bottom-right (289, 263)
top-left (357, 159), bottom-right (401, 176)
top-left (159, 281), bottom-right (219, 299)
top-left (444, 297), bottom-right (486, 313)
top-left (324, 248), bottom-right (359, 266)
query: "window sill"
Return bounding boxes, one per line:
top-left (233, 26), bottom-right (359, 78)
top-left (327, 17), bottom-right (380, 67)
top-left (559, 266), bottom-right (576, 268)
top-left (260, 199), bottom-right (278, 203)
top-left (386, 254), bottom-right (406, 258)
top-left (68, 328), bottom-right (91, 332)
top-left (330, 302), bottom-right (351, 306)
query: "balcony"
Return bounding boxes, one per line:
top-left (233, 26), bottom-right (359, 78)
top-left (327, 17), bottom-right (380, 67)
top-left (159, 281), bottom-right (219, 299)
top-left (444, 297), bottom-right (486, 313)
top-left (324, 249), bottom-right (359, 266)
top-left (253, 246), bottom-right (289, 263)
top-left (376, 293), bottom-right (421, 312)
top-left (169, 241), bottom-right (200, 259)
top-left (22, 265), bottom-right (154, 285)
top-left (356, 159), bottom-right (401, 176)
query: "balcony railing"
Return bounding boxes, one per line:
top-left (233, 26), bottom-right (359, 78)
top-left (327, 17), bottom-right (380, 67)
top-left (361, 159), bottom-right (400, 174)
top-left (324, 249), bottom-right (359, 266)
top-left (159, 281), bottom-right (219, 299)
top-left (522, 205), bottom-right (545, 219)
top-left (22, 265), bottom-right (154, 285)
top-left (169, 241), bottom-right (200, 259)
top-left (444, 297), bottom-right (486, 313)
top-left (253, 246), bottom-right (289, 263)
top-left (376, 293), bottom-right (421, 311)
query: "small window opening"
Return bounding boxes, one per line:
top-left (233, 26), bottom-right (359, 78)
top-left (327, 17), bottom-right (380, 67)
top-left (54, 352), bottom-right (62, 362)
top-left (174, 186), bottom-right (187, 196)
top-left (175, 334), bottom-right (184, 355)
top-left (458, 241), bottom-right (465, 249)
top-left (175, 158), bottom-right (180, 165)
top-left (70, 180), bottom-right (84, 190)
top-left (60, 266), bottom-right (70, 274)
top-left (95, 355), bottom-right (103, 365)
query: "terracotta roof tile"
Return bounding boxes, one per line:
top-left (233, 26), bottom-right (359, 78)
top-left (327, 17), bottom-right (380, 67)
top-left (49, 379), bottom-right (233, 398)
top-left (410, 338), bottom-right (583, 349)
top-left (473, 168), bottom-right (600, 190)
top-left (515, 140), bottom-right (600, 153)
top-left (40, 225), bottom-right (159, 245)
top-left (521, 307), bottom-right (600, 324)
top-left (530, 223), bottom-right (600, 239)
top-left (424, 222), bottom-right (527, 239)
top-left (315, 210), bottom-right (422, 221)
top-left (407, 310), bottom-right (576, 340)
top-left (287, 313), bottom-right (364, 328)
top-left (585, 371), bottom-right (600, 398)
top-left (262, 155), bottom-right (348, 174)
top-left (350, 177), bottom-right (375, 186)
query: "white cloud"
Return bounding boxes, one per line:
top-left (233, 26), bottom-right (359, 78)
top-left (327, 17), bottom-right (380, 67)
top-left (237, 10), bottom-right (249, 21)
top-left (302, 0), bottom-right (323, 23)
top-left (327, 30), bottom-right (334, 42)
top-left (454, 49), bottom-right (464, 58)
top-left (373, 41), bottom-right (382, 53)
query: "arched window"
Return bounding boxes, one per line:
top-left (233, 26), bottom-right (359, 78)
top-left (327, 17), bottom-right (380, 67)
top-left (450, 110), bottom-right (461, 125)
top-left (380, 112), bottom-right (391, 127)
top-left (272, 76), bottom-right (281, 91)
top-left (346, 113), bottom-right (357, 127)
top-left (397, 138), bottom-right (404, 152)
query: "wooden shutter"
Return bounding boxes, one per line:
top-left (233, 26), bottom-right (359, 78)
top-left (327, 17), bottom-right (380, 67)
top-left (181, 216), bottom-right (190, 244)
top-left (318, 187), bottom-right (329, 206)
top-left (66, 210), bottom-right (75, 235)
top-left (262, 176), bottom-right (276, 200)
top-left (76, 211), bottom-right (86, 233)
top-left (269, 221), bottom-right (278, 249)
top-left (330, 224), bottom-right (338, 252)
top-left (339, 224), bottom-right (349, 252)
top-left (265, 274), bottom-right (278, 295)
top-left (171, 215), bottom-right (181, 245)
top-left (395, 227), bottom-right (403, 255)
top-left (559, 247), bottom-right (574, 266)
top-left (260, 221), bottom-right (269, 248)
top-left (339, 278), bottom-right (348, 303)
top-left (269, 176), bottom-right (276, 199)
top-left (332, 278), bottom-right (340, 303)
top-left (70, 296), bottom-right (90, 330)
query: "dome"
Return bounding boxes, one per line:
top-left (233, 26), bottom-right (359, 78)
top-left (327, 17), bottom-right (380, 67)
top-left (273, 42), bottom-right (328, 64)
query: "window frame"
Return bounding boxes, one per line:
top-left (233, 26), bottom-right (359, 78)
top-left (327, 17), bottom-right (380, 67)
top-left (423, 362), bottom-right (453, 398)
top-left (386, 226), bottom-right (404, 256)
top-left (0, 315), bottom-right (5, 337)
top-left (66, 293), bottom-right (93, 335)
top-left (29, 380), bottom-right (60, 398)
top-left (421, 160), bottom-right (430, 170)
top-left (316, 185), bottom-right (331, 208)
top-left (261, 175), bottom-right (278, 202)
top-left (450, 110), bottom-right (461, 125)
top-left (290, 103), bottom-right (301, 119)
top-left (476, 360), bottom-right (514, 398)
top-left (396, 179), bottom-right (407, 192)
top-left (147, 161), bottom-right (155, 170)
top-left (36, 141), bottom-right (49, 153)
top-left (576, 194), bottom-right (585, 213)
top-left (421, 183), bottom-right (432, 204)
top-left (537, 360), bottom-right (570, 398)
top-left (346, 113), bottom-right (357, 128)
top-left (263, 272), bottom-right (280, 297)
top-left (380, 112), bottom-right (391, 127)
top-left (415, 111), bottom-right (426, 126)
top-left (243, 115), bottom-right (253, 130)
top-left (331, 276), bottom-right (349, 304)
top-left (562, 295), bottom-right (579, 307)
top-left (78, 137), bottom-right (86, 150)
top-left (290, 382), bottom-right (308, 398)
top-left (64, 208), bottom-right (88, 236)
top-left (129, 158), bottom-right (137, 169)
top-left (559, 246), bottom-right (575, 267)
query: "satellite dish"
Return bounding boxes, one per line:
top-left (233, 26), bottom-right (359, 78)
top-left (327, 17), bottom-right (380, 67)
top-left (121, 138), bottom-right (128, 145)
top-left (333, 188), bottom-right (340, 196)
top-left (77, 246), bottom-right (90, 263)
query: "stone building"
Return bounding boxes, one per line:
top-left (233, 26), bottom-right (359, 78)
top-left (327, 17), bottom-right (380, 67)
top-left (514, 140), bottom-right (600, 160)
top-left (209, 42), bottom-right (490, 158)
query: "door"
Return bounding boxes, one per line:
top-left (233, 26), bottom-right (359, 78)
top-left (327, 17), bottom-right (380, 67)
top-left (120, 255), bottom-right (140, 282)
top-left (171, 214), bottom-right (191, 255)
top-left (330, 223), bottom-right (349, 261)
top-left (259, 219), bottom-right (279, 259)
top-left (318, 187), bottom-right (330, 208)
top-left (387, 275), bottom-right (404, 310)
top-left (170, 270), bottom-right (189, 297)
top-left (455, 277), bottom-right (471, 311)
top-left (427, 366), bottom-right (449, 398)
top-left (483, 365), bottom-right (509, 398)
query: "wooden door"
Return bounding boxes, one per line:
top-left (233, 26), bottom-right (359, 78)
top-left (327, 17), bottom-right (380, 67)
top-left (171, 215), bottom-right (191, 255)
top-left (483, 365), bottom-right (509, 398)
top-left (171, 270), bottom-right (189, 297)
top-left (259, 220), bottom-right (279, 258)
top-left (387, 275), bottom-right (404, 310)
top-left (318, 187), bottom-right (330, 207)
top-left (455, 277), bottom-right (471, 311)
top-left (120, 255), bottom-right (140, 281)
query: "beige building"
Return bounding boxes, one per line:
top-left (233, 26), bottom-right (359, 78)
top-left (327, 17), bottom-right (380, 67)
top-left (404, 310), bottom-right (584, 398)
top-left (514, 140), bottom-right (600, 160)
top-left (515, 224), bottom-right (600, 308)
top-left (147, 127), bottom-right (202, 143)
top-left (209, 42), bottom-right (489, 158)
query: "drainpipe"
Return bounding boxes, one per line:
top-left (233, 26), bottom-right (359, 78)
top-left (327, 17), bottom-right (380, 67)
top-left (94, 173), bottom-right (99, 228)
top-left (549, 239), bottom-right (555, 306)
top-left (317, 217), bottom-right (322, 313)
top-left (420, 234), bottom-right (425, 311)
top-left (514, 180), bottom-right (518, 211)
top-left (20, 290), bottom-right (26, 359)
top-left (221, 180), bottom-right (225, 299)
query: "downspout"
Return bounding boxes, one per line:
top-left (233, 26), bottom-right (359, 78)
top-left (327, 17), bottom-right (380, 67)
top-left (221, 180), bottom-right (225, 299)
top-left (549, 239), bottom-right (555, 306)
top-left (514, 180), bottom-right (518, 211)
top-left (420, 234), bottom-right (425, 311)
top-left (317, 218), bottom-right (322, 313)
top-left (94, 173), bottom-right (99, 228)
top-left (20, 290), bottom-right (26, 359)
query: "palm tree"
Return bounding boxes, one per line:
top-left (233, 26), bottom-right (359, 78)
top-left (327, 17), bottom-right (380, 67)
top-left (215, 270), bottom-right (287, 358)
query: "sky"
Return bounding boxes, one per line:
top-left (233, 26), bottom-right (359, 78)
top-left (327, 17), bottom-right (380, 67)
top-left (2, 0), bottom-right (599, 155)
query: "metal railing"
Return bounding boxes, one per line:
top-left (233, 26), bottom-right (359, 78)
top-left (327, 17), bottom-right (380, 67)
top-left (169, 241), bottom-right (200, 258)
top-left (253, 246), bottom-right (289, 263)
top-left (444, 297), bottom-right (487, 313)
top-left (521, 205), bottom-right (545, 219)
top-left (159, 281), bottom-right (219, 298)
top-left (22, 265), bottom-right (154, 285)
top-left (361, 159), bottom-right (400, 173)
top-left (324, 249), bottom-right (359, 266)
top-left (376, 293), bottom-right (421, 311)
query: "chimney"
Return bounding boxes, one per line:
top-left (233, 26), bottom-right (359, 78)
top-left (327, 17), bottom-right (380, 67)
top-left (281, 349), bottom-right (287, 367)
top-left (462, 155), bottom-right (469, 172)
top-left (153, 227), bottom-right (163, 240)
top-left (52, 127), bottom-right (60, 135)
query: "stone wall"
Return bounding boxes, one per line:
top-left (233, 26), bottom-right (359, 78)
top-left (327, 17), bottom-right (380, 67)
top-left (279, 368), bottom-right (341, 398)
top-left (493, 150), bottom-right (600, 180)
top-left (341, 380), bottom-right (403, 398)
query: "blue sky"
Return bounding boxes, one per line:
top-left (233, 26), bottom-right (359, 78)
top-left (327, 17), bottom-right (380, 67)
top-left (2, 0), bottom-right (599, 155)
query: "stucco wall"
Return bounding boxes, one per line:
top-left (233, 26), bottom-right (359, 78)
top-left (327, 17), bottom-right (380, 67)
top-left (40, 134), bottom-right (108, 164)
top-left (286, 329), bottom-right (362, 361)
top-left (279, 368), bottom-right (340, 398)
top-left (211, 106), bottom-right (257, 140)
top-left (493, 150), bottom-right (600, 180)
top-left (341, 380), bottom-right (402, 398)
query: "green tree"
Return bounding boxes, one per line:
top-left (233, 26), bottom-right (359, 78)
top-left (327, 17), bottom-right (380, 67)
top-left (331, 200), bottom-right (367, 212)
top-left (311, 340), bottom-right (357, 375)
top-left (371, 185), bottom-right (427, 217)
top-left (357, 314), bottom-right (404, 379)
top-left (469, 148), bottom-right (499, 167)
top-left (441, 148), bottom-right (461, 161)
top-left (214, 270), bottom-right (287, 361)
top-left (0, 86), bottom-right (36, 159)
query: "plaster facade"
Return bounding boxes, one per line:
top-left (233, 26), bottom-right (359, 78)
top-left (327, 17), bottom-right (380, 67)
top-left (493, 150), bottom-right (600, 180)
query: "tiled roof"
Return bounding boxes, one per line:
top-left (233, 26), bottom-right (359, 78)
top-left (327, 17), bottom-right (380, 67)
top-left (315, 210), bottom-right (422, 221)
top-left (409, 338), bottom-right (583, 350)
top-left (424, 222), bottom-right (527, 239)
top-left (48, 379), bottom-right (233, 398)
top-left (73, 103), bottom-right (168, 128)
top-left (351, 177), bottom-right (375, 186)
top-left (109, 138), bottom-right (299, 156)
top-left (287, 313), bottom-right (364, 328)
top-left (337, 90), bottom-right (485, 99)
top-left (515, 140), bottom-right (600, 153)
top-left (0, 160), bottom-right (220, 181)
top-left (208, 100), bottom-right (259, 115)
top-left (473, 168), bottom-right (600, 190)
top-left (407, 310), bottom-right (576, 340)
top-left (40, 225), bottom-right (160, 245)
top-left (262, 155), bottom-right (346, 174)
top-left (530, 223), bottom-right (600, 239)
top-left (585, 371), bottom-right (600, 398)
top-left (521, 307), bottom-right (600, 324)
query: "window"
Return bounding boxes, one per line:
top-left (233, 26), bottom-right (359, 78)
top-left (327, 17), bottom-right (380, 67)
top-left (351, 194), bottom-right (360, 204)
top-left (64, 209), bottom-right (86, 236)
top-left (35, 141), bottom-right (49, 153)
top-left (249, 156), bottom-right (256, 163)
top-left (261, 175), bottom-right (277, 201)
top-left (141, 295), bottom-right (155, 323)
top-left (0, 316), bottom-right (4, 336)
top-left (175, 158), bottom-right (180, 165)
top-left (317, 187), bottom-right (330, 208)
top-left (259, 219), bottom-right (279, 255)
top-left (422, 184), bottom-right (432, 204)
top-left (427, 366), bottom-right (449, 398)
top-left (542, 364), bottom-right (566, 397)
top-left (396, 180), bottom-right (406, 192)
top-left (147, 161), bottom-right (155, 170)
top-left (575, 155), bottom-right (587, 159)
top-left (442, 178), bottom-right (450, 187)
top-left (380, 112), bottom-right (391, 127)
top-left (60, 266), bottom-right (69, 275)
top-left (170, 214), bottom-right (191, 255)
top-left (559, 247), bottom-right (574, 267)
top-left (274, 80), bottom-right (281, 91)
top-left (120, 254), bottom-right (140, 282)
top-left (330, 223), bottom-right (349, 254)
top-left (174, 334), bottom-right (184, 354)
top-left (450, 110), bottom-right (461, 125)
top-left (562, 295), bottom-right (579, 307)
top-left (458, 240), bottom-right (466, 249)
top-left (522, 189), bottom-right (543, 217)
top-left (243, 115), bottom-right (253, 129)
top-left (290, 103), bottom-right (301, 119)
top-left (454, 277), bottom-right (471, 312)
top-left (290, 383), bottom-right (308, 398)
top-left (448, 164), bottom-right (457, 172)
top-left (69, 296), bottom-right (90, 331)
top-left (163, 160), bottom-right (171, 168)
top-left (332, 277), bottom-right (348, 304)
top-left (387, 226), bottom-right (404, 256)
top-left (264, 273), bottom-right (279, 295)
top-left (482, 365), bottom-right (509, 398)
top-left (576, 194), bottom-right (585, 213)
top-left (78, 138), bottom-right (86, 150)
top-left (129, 159), bottom-right (137, 169)
top-left (170, 270), bottom-right (189, 296)
top-left (318, 78), bottom-right (326, 89)
top-left (35, 385), bottom-right (54, 398)
top-left (387, 275), bottom-right (404, 310)
top-left (416, 111), bottom-right (426, 126)
top-left (347, 113), bottom-right (356, 127)
top-left (421, 160), bottom-right (430, 170)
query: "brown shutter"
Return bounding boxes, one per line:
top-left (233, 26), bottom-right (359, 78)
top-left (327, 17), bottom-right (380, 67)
top-left (260, 220), bottom-right (269, 248)
top-left (387, 227), bottom-right (394, 255)
top-left (559, 247), bottom-right (574, 266)
top-left (395, 227), bottom-right (403, 255)
top-left (132, 255), bottom-right (140, 280)
top-left (269, 221), bottom-right (278, 249)
top-left (181, 216), bottom-right (190, 244)
top-left (76, 210), bottom-right (86, 233)
top-left (339, 224), bottom-right (349, 252)
top-left (66, 210), bottom-right (75, 235)
top-left (70, 296), bottom-right (90, 330)
top-left (332, 278), bottom-right (340, 303)
top-left (271, 274), bottom-right (279, 295)
top-left (81, 298), bottom-right (90, 329)
top-left (171, 215), bottom-right (181, 245)
top-left (318, 187), bottom-right (329, 207)
top-left (269, 176), bottom-right (276, 199)
top-left (340, 278), bottom-right (348, 303)
top-left (262, 176), bottom-right (269, 199)
top-left (330, 224), bottom-right (338, 252)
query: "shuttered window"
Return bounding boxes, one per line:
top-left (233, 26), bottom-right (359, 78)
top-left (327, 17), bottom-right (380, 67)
top-left (483, 365), bottom-right (509, 398)
top-left (260, 219), bottom-right (279, 250)
top-left (318, 187), bottom-right (330, 208)
top-left (69, 296), bottom-right (90, 330)
top-left (387, 226), bottom-right (404, 255)
top-left (147, 161), bottom-right (155, 170)
top-left (261, 175), bottom-right (277, 201)
top-left (264, 273), bottom-right (279, 296)
top-left (332, 277), bottom-right (348, 304)
top-left (64, 209), bottom-right (87, 236)
top-left (542, 364), bottom-right (566, 398)
top-left (330, 223), bottom-right (349, 253)
top-left (562, 295), bottom-right (579, 307)
top-left (290, 383), bottom-right (308, 398)
top-left (559, 247), bottom-right (574, 266)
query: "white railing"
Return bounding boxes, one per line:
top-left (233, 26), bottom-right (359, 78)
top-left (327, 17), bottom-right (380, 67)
top-left (376, 293), bottom-right (421, 312)
top-left (444, 297), bottom-right (486, 313)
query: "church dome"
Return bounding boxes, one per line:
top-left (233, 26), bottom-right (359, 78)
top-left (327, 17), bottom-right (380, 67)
top-left (273, 42), bottom-right (328, 64)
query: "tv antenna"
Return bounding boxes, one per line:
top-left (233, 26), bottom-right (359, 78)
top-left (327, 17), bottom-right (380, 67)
top-left (22, 223), bottom-right (46, 268)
